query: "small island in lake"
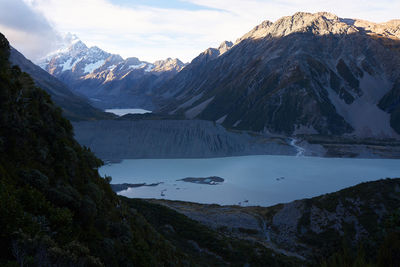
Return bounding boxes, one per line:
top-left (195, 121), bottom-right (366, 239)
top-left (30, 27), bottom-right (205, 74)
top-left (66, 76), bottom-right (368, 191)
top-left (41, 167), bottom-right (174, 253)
top-left (177, 176), bottom-right (224, 185)
top-left (111, 182), bottom-right (163, 192)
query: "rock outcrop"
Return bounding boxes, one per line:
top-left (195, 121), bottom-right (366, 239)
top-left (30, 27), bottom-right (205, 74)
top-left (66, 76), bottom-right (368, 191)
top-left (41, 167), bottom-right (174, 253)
top-left (152, 178), bottom-right (400, 263)
top-left (156, 12), bottom-right (400, 138)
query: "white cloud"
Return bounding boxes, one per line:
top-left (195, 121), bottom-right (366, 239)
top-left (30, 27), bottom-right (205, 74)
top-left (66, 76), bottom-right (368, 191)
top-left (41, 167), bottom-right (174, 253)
top-left (21, 0), bottom-right (252, 62)
top-left (2, 0), bottom-right (399, 63)
top-left (0, 0), bottom-right (61, 61)
top-left (186, 0), bottom-right (400, 21)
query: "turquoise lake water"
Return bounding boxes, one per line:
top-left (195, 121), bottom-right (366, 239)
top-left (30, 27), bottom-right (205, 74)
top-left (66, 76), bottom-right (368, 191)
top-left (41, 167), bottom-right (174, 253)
top-left (99, 155), bottom-right (400, 206)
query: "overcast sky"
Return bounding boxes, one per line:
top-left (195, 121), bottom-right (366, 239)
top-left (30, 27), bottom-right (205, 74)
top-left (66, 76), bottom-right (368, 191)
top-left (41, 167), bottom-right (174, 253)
top-left (0, 0), bottom-right (399, 63)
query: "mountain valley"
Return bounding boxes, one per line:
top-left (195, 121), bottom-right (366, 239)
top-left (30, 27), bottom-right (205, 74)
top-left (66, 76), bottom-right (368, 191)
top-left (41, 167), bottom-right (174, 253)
top-left (1, 8), bottom-right (400, 266)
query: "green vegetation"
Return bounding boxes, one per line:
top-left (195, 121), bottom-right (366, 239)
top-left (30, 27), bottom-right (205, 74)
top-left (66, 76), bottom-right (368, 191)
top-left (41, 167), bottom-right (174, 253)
top-left (9, 46), bottom-right (116, 122)
top-left (0, 33), bottom-right (184, 266)
top-left (1, 30), bottom-right (399, 266)
top-left (126, 198), bottom-right (302, 266)
top-left (319, 210), bottom-right (400, 267)
top-left (293, 179), bottom-right (400, 266)
top-left (0, 32), bottom-right (300, 266)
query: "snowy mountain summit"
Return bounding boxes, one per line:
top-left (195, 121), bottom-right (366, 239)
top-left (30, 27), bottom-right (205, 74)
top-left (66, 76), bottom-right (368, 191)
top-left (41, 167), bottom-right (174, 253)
top-left (38, 34), bottom-right (186, 109)
top-left (39, 34), bottom-right (119, 77)
top-left (39, 33), bottom-right (185, 78)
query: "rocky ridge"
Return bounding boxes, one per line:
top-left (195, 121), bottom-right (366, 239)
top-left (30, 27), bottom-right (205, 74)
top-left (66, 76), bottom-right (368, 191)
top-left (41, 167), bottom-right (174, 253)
top-left (9, 46), bottom-right (114, 121)
top-left (39, 34), bottom-right (185, 109)
top-left (150, 178), bottom-right (400, 264)
top-left (157, 12), bottom-right (400, 138)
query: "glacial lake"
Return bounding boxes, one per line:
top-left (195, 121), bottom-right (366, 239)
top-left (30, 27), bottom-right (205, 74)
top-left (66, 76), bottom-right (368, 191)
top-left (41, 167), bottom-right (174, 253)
top-left (99, 155), bottom-right (400, 206)
top-left (105, 108), bottom-right (152, 116)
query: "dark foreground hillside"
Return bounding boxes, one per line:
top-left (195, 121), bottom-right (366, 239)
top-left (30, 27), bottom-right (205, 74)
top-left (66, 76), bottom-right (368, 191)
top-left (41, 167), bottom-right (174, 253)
top-left (0, 33), bottom-right (185, 266)
top-left (0, 33), bottom-right (301, 266)
top-left (9, 47), bottom-right (115, 122)
top-left (148, 178), bottom-right (400, 267)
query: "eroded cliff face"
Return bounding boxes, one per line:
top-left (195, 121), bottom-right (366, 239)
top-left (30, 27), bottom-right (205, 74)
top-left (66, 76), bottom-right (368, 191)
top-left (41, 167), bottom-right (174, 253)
top-left (157, 12), bottom-right (400, 138)
top-left (73, 119), bottom-right (295, 160)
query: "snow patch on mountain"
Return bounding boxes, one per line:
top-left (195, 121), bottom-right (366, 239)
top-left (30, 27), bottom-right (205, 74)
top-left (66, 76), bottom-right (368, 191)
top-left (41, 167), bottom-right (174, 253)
top-left (84, 60), bottom-right (105, 74)
top-left (62, 58), bottom-right (74, 71)
top-left (38, 33), bottom-right (186, 109)
top-left (145, 64), bottom-right (154, 72)
top-left (128, 63), bottom-right (146, 70)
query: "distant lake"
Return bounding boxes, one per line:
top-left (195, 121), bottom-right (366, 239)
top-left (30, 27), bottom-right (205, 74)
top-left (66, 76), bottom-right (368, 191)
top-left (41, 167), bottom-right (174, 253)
top-left (99, 155), bottom-right (400, 206)
top-left (105, 108), bottom-right (152, 116)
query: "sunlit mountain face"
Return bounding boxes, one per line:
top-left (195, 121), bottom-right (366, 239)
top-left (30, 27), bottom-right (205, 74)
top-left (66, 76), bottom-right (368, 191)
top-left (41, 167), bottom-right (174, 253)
top-left (156, 12), bottom-right (400, 138)
top-left (1, 2), bottom-right (400, 265)
top-left (38, 34), bottom-right (185, 109)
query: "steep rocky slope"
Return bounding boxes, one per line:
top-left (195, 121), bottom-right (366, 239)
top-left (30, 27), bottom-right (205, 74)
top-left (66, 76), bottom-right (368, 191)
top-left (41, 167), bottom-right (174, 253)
top-left (9, 46), bottom-right (114, 121)
top-left (39, 35), bottom-right (185, 109)
top-left (151, 178), bottom-right (400, 265)
top-left (157, 12), bottom-right (400, 138)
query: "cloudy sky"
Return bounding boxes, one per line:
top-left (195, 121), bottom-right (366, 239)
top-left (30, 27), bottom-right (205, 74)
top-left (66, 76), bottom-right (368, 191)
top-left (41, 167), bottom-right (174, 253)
top-left (0, 0), bottom-right (399, 63)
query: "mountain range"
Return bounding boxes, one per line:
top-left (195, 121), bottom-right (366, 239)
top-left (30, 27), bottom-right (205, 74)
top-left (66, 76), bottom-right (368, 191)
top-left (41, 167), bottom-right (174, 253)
top-left (22, 11), bottom-right (400, 139)
top-left (9, 46), bottom-right (114, 121)
top-left (39, 34), bottom-right (185, 109)
top-left (1, 12), bottom-right (400, 266)
top-left (156, 12), bottom-right (400, 138)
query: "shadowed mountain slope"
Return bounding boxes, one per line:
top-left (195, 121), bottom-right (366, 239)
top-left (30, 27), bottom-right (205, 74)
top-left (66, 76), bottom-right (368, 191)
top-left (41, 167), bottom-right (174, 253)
top-left (9, 47), bottom-right (115, 121)
top-left (157, 12), bottom-right (400, 138)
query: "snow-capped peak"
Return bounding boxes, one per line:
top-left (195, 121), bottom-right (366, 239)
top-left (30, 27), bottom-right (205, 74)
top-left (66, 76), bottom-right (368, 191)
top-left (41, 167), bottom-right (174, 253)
top-left (39, 32), bottom-right (185, 86)
top-left (38, 35), bottom-right (114, 76)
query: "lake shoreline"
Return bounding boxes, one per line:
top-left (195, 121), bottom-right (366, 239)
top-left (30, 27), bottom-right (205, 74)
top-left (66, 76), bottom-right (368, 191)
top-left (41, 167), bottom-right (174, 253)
top-left (100, 154), bottom-right (400, 207)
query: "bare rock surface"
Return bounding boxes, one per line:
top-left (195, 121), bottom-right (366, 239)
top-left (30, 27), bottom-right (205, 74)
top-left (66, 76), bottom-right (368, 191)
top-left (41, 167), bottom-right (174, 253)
top-left (149, 178), bottom-right (400, 260)
top-left (73, 119), bottom-right (295, 160)
top-left (157, 12), bottom-right (400, 138)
